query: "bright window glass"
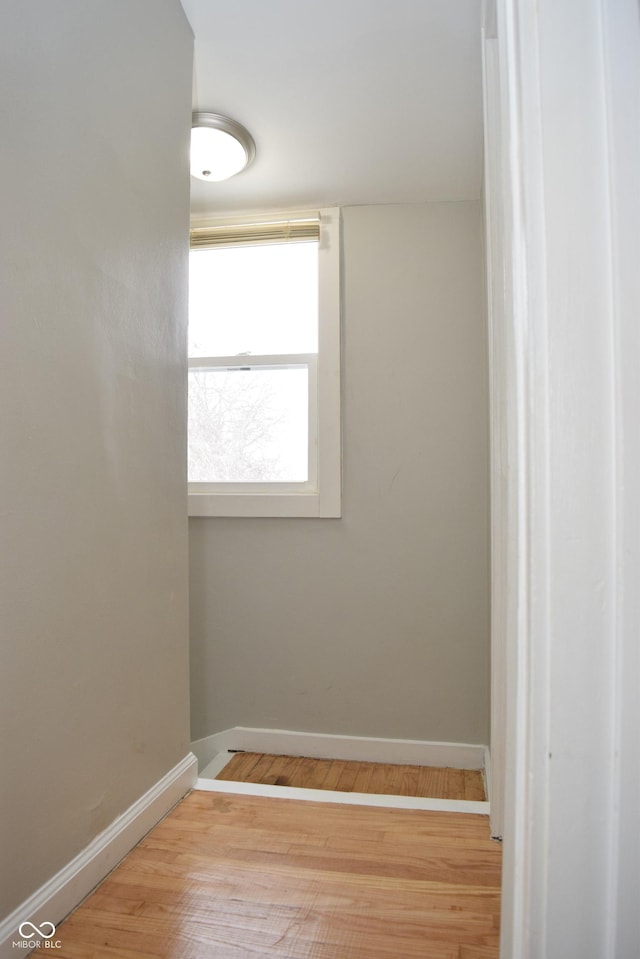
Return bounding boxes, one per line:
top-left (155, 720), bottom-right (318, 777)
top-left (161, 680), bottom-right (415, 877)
top-left (188, 366), bottom-right (309, 483)
top-left (188, 242), bottom-right (318, 357)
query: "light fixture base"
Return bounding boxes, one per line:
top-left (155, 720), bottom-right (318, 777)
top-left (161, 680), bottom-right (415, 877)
top-left (191, 112), bottom-right (256, 182)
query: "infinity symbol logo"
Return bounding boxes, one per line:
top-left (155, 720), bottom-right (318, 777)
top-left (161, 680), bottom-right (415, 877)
top-left (18, 921), bottom-right (56, 939)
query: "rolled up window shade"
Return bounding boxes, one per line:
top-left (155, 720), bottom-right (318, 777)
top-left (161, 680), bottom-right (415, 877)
top-left (190, 217), bottom-right (320, 250)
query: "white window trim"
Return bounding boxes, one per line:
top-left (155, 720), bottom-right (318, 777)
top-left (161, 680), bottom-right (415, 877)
top-left (188, 207), bottom-right (342, 519)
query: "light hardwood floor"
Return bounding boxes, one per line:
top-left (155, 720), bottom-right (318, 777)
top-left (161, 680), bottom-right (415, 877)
top-left (216, 752), bottom-right (487, 801)
top-left (35, 790), bottom-right (501, 958)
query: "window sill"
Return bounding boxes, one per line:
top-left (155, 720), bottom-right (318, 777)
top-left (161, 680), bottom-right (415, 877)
top-left (188, 490), bottom-right (341, 519)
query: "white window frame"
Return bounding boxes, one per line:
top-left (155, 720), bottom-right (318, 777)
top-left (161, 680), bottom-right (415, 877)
top-left (188, 207), bottom-right (341, 518)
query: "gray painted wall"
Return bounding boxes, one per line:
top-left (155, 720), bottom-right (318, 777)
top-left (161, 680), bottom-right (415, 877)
top-left (0, 0), bottom-right (192, 918)
top-left (189, 201), bottom-right (489, 745)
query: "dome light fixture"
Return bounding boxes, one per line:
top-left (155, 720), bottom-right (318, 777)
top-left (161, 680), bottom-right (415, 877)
top-left (190, 112), bottom-right (256, 182)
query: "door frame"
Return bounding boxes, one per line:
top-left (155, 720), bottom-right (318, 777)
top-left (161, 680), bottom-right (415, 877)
top-left (489, 1), bottom-right (640, 955)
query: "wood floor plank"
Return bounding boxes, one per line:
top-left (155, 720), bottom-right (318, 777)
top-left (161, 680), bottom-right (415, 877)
top-left (422, 764), bottom-right (449, 799)
top-left (334, 759), bottom-right (362, 792)
top-left (459, 946), bottom-right (503, 959)
top-left (243, 751), bottom-right (278, 783)
top-left (465, 769), bottom-right (488, 802)
top-left (266, 753), bottom-right (305, 786)
top-left (217, 753), bottom-right (486, 802)
top-left (306, 756), bottom-right (334, 788)
top-left (448, 767), bottom-right (466, 801)
top-left (400, 762), bottom-right (422, 797)
top-left (351, 760), bottom-right (374, 794)
top-left (215, 750), bottom-right (261, 782)
top-left (317, 758), bottom-right (347, 791)
top-left (294, 755), bottom-right (328, 789)
top-left (34, 791), bottom-right (500, 959)
top-left (366, 760), bottom-right (396, 796)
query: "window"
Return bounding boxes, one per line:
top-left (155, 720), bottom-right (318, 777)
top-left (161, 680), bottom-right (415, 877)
top-left (188, 208), bottom-right (341, 517)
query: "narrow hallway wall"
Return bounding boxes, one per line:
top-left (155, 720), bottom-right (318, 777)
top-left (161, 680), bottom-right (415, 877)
top-left (0, 0), bottom-right (192, 919)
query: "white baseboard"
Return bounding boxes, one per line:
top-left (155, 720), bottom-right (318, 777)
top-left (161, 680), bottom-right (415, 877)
top-left (192, 725), bottom-right (487, 773)
top-left (190, 728), bottom-right (234, 771)
top-left (199, 750), bottom-right (236, 780)
top-left (195, 775), bottom-right (489, 815)
top-left (483, 745), bottom-right (492, 806)
top-left (0, 753), bottom-right (197, 959)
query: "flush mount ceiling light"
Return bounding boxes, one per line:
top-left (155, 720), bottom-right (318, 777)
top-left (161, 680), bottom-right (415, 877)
top-left (190, 112), bottom-right (256, 182)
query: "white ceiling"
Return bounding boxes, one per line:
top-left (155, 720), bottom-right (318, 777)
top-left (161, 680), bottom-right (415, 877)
top-left (181, 0), bottom-right (484, 217)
